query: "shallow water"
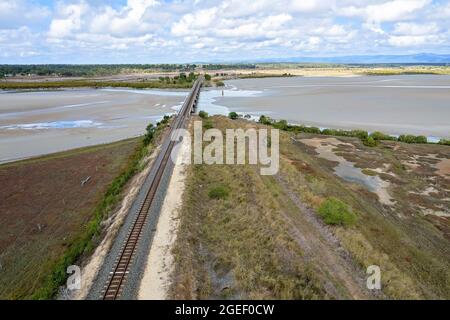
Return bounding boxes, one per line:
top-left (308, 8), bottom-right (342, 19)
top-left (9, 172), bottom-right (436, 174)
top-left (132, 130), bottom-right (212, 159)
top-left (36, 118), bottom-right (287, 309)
top-left (0, 88), bottom-right (187, 163)
top-left (1, 75), bottom-right (449, 163)
top-left (206, 75), bottom-right (450, 139)
top-left (300, 137), bottom-right (393, 205)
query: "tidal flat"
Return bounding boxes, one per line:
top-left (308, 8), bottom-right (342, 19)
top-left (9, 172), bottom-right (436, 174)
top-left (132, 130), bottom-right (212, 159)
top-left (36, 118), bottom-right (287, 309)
top-left (201, 75), bottom-right (450, 139)
top-left (0, 89), bottom-right (187, 163)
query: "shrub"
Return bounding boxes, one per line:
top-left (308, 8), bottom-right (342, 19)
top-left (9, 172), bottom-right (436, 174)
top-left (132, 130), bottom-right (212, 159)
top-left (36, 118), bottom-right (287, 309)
top-left (363, 136), bottom-right (378, 147)
top-left (370, 131), bottom-right (395, 141)
top-left (208, 185), bottom-right (230, 199)
top-left (318, 197), bottom-right (357, 226)
top-left (321, 128), bottom-right (334, 136)
top-left (203, 120), bottom-right (213, 129)
top-left (438, 139), bottom-right (450, 146)
top-left (258, 115), bottom-right (272, 125)
top-left (350, 130), bottom-right (369, 140)
top-left (229, 112), bottom-right (239, 120)
top-left (398, 135), bottom-right (427, 144)
top-left (303, 126), bottom-right (321, 134)
top-left (204, 74), bottom-right (212, 81)
top-left (198, 110), bottom-right (208, 119)
top-left (273, 119), bottom-right (288, 130)
top-left (143, 123), bottom-right (155, 145)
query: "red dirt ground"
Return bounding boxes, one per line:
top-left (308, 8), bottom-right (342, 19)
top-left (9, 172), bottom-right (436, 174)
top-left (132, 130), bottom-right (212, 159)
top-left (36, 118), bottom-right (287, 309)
top-left (0, 139), bottom-right (139, 298)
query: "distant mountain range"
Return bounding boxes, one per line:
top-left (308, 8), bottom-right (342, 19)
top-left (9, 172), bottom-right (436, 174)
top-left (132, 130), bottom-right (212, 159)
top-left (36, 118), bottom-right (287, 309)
top-left (208, 53), bottom-right (450, 64)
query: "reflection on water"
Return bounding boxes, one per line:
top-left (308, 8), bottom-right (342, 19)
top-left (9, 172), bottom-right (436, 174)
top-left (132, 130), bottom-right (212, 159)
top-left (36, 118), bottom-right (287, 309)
top-left (0, 120), bottom-right (103, 130)
top-left (197, 87), bottom-right (263, 115)
top-left (101, 88), bottom-right (188, 97)
top-left (299, 137), bottom-right (394, 205)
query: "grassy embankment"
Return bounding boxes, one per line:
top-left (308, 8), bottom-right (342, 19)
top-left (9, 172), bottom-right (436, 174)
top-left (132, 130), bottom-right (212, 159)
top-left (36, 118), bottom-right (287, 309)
top-left (238, 73), bottom-right (296, 79)
top-left (33, 118), bottom-right (171, 299)
top-left (171, 115), bottom-right (449, 299)
top-left (0, 73), bottom-right (200, 90)
top-left (0, 118), bottom-right (171, 299)
top-left (171, 116), bottom-right (329, 299)
top-left (257, 115), bottom-right (450, 146)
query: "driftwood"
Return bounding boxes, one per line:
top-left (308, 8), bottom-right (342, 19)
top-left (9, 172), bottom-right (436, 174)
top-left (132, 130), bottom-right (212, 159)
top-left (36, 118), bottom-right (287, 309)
top-left (81, 176), bottom-right (91, 186)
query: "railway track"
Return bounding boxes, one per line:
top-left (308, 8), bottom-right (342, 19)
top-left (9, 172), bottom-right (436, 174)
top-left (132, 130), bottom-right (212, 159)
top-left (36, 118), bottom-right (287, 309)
top-left (102, 77), bottom-right (203, 300)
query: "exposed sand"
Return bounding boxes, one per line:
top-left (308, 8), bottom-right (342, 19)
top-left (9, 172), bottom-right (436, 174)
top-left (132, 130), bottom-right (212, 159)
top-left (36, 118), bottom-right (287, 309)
top-left (137, 136), bottom-right (190, 300)
top-left (300, 137), bottom-right (394, 205)
top-left (67, 147), bottom-right (159, 300)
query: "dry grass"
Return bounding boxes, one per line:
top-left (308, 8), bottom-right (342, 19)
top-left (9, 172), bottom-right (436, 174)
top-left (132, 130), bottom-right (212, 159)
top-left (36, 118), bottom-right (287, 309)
top-left (0, 138), bottom-right (141, 299)
top-left (170, 117), bottom-right (327, 300)
top-left (171, 116), bottom-right (450, 299)
top-left (280, 131), bottom-right (450, 299)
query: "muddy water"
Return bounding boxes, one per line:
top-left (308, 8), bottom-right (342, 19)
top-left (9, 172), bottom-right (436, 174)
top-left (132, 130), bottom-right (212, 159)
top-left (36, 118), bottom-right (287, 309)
top-left (300, 137), bottom-right (394, 205)
top-left (202, 75), bottom-right (450, 140)
top-left (0, 89), bottom-right (188, 163)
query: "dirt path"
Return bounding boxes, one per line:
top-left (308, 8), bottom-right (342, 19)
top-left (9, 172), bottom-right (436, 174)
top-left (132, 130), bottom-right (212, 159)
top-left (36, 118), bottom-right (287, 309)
top-left (275, 174), bottom-right (380, 300)
top-left (137, 137), bottom-right (190, 299)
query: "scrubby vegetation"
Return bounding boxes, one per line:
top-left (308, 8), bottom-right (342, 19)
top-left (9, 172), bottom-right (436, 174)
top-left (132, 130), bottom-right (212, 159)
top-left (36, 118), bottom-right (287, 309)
top-left (258, 115), bottom-right (441, 146)
top-left (0, 64), bottom-right (199, 78)
top-left (208, 185), bottom-right (230, 199)
top-left (0, 73), bottom-right (200, 90)
top-left (228, 112), bottom-right (239, 120)
top-left (198, 110), bottom-right (209, 119)
top-left (398, 134), bottom-right (428, 144)
top-left (172, 115), bottom-right (450, 299)
top-left (30, 118), bottom-right (171, 299)
top-left (318, 198), bottom-right (357, 226)
top-left (238, 73), bottom-right (294, 79)
top-left (213, 79), bottom-right (225, 87)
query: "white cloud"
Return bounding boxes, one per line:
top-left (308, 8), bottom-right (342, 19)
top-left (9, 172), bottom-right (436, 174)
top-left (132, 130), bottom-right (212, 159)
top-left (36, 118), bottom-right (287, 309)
top-left (0, 0), bottom-right (448, 63)
top-left (388, 34), bottom-right (440, 47)
top-left (341, 0), bottom-right (431, 23)
top-left (48, 2), bottom-right (88, 38)
top-left (393, 22), bottom-right (439, 35)
top-left (0, 0), bottom-right (50, 28)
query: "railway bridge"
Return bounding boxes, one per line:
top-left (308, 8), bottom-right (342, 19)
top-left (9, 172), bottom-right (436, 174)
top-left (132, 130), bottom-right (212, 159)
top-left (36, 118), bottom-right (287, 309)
top-left (87, 77), bottom-right (203, 300)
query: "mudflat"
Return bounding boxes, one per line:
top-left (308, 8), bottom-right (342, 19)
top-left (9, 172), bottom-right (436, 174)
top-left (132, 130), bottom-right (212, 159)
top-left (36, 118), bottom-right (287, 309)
top-left (213, 75), bottom-right (450, 139)
top-left (0, 89), bottom-right (187, 163)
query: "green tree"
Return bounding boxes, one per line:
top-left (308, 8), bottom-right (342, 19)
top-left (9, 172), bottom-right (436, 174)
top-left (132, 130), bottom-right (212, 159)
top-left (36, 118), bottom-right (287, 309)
top-left (198, 110), bottom-right (208, 119)
top-left (229, 112), bottom-right (239, 120)
top-left (258, 115), bottom-right (272, 125)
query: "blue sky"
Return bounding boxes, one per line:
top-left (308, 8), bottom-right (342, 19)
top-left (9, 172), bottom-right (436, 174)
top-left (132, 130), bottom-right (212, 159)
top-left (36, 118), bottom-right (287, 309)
top-left (0, 0), bottom-right (449, 63)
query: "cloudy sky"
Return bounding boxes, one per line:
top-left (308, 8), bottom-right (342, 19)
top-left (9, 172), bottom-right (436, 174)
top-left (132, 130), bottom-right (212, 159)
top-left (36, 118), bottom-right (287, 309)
top-left (1, 0), bottom-right (449, 63)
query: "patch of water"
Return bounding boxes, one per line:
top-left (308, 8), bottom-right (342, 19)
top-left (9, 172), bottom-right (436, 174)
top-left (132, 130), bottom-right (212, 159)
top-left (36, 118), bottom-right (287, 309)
top-left (197, 87), bottom-right (263, 116)
top-left (0, 100), bottom-right (111, 119)
top-left (0, 120), bottom-right (103, 130)
top-left (300, 137), bottom-right (394, 205)
top-left (100, 88), bottom-right (188, 97)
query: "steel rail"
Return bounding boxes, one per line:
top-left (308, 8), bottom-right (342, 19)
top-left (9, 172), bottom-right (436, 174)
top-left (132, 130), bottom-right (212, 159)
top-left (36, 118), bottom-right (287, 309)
top-left (102, 77), bottom-right (203, 300)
